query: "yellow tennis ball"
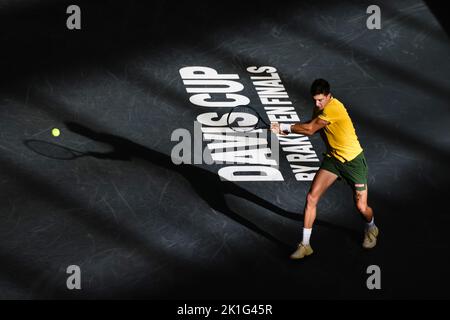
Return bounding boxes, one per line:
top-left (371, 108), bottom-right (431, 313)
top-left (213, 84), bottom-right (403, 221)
top-left (52, 128), bottom-right (60, 137)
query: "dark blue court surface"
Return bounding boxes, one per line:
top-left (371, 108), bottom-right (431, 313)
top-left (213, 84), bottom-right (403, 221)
top-left (0, 0), bottom-right (449, 300)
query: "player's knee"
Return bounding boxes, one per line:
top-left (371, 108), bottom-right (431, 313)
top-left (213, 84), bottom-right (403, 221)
top-left (306, 192), bottom-right (319, 207)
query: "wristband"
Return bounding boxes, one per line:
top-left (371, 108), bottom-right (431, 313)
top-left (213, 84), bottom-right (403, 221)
top-left (280, 123), bottom-right (292, 133)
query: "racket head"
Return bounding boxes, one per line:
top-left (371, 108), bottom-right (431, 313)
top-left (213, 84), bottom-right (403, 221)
top-left (227, 106), bottom-right (269, 132)
top-left (24, 140), bottom-right (85, 160)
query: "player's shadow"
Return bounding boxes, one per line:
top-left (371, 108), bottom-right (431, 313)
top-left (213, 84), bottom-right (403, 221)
top-left (62, 121), bottom-right (362, 250)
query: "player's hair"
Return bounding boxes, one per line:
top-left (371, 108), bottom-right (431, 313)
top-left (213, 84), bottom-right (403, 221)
top-left (310, 79), bottom-right (330, 96)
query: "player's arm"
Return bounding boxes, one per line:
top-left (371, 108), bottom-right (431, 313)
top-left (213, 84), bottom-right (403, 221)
top-left (291, 117), bottom-right (329, 136)
top-left (271, 117), bottom-right (329, 136)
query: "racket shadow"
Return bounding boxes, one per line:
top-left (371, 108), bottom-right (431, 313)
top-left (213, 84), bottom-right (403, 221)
top-left (63, 121), bottom-right (361, 251)
top-left (24, 139), bottom-right (131, 161)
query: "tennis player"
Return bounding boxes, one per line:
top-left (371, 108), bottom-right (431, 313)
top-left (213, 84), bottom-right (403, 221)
top-left (271, 79), bottom-right (379, 259)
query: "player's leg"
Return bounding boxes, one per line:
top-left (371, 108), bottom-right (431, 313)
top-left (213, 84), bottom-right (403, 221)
top-left (342, 152), bottom-right (378, 248)
top-left (354, 188), bottom-right (373, 222)
top-left (290, 168), bottom-right (338, 259)
top-left (354, 187), bottom-right (378, 248)
top-left (304, 168), bottom-right (339, 228)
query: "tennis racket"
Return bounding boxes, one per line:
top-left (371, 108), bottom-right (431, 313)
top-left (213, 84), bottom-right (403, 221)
top-left (24, 140), bottom-right (108, 160)
top-left (227, 105), bottom-right (270, 133)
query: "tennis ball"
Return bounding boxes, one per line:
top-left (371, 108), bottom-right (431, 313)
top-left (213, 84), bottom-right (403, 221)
top-left (52, 128), bottom-right (60, 137)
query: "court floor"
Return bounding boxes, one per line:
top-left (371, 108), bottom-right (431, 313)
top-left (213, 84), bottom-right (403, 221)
top-left (0, 0), bottom-right (449, 299)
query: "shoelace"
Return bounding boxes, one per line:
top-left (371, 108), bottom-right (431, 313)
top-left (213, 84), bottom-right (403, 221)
top-left (365, 229), bottom-right (376, 241)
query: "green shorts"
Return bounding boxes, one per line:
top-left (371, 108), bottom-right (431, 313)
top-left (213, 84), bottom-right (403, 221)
top-left (320, 152), bottom-right (368, 191)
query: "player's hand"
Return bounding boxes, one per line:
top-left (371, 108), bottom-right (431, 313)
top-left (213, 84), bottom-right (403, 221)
top-left (270, 122), bottom-right (288, 135)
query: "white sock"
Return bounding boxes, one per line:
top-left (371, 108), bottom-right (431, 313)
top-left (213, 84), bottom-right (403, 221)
top-left (366, 217), bottom-right (375, 230)
top-left (302, 228), bottom-right (312, 245)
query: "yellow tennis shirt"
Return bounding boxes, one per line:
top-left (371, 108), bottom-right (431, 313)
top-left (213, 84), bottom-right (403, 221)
top-left (315, 97), bottom-right (363, 163)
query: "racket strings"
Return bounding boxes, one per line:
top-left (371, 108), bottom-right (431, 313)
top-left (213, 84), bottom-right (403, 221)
top-left (228, 106), bottom-right (261, 132)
